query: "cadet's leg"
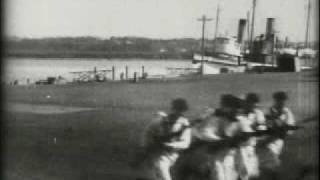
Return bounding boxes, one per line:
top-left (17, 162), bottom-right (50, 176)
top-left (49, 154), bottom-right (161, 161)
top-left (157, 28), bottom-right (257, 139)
top-left (153, 156), bottom-right (171, 180)
top-left (153, 154), bottom-right (178, 180)
top-left (223, 150), bottom-right (239, 180)
top-left (268, 139), bottom-right (284, 158)
top-left (211, 160), bottom-right (225, 180)
top-left (238, 146), bottom-right (260, 179)
top-left (236, 147), bottom-right (248, 180)
top-left (256, 142), bottom-right (282, 180)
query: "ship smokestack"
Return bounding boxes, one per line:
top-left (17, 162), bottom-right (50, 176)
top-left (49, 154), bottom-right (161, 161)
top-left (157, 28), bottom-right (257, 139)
top-left (266, 18), bottom-right (276, 40)
top-left (237, 19), bottom-right (247, 44)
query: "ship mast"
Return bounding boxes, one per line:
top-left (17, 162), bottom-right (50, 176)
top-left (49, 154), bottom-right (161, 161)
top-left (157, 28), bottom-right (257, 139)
top-left (246, 10), bottom-right (251, 53)
top-left (305, 0), bottom-right (311, 48)
top-left (214, 4), bottom-right (220, 38)
top-left (249, 0), bottom-right (257, 53)
top-left (198, 15), bottom-right (212, 75)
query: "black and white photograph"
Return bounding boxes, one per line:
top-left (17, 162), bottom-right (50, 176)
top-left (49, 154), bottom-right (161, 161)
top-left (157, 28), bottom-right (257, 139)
top-left (2, 0), bottom-right (319, 179)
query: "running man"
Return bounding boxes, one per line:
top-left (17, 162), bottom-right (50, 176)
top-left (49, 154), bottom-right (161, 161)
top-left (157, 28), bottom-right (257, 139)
top-left (141, 98), bottom-right (192, 180)
top-left (187, 94), bottom-right (246, 180)
top-left (257, 91), bottom-right (296, 180)
top-left (265, 91), bottom-right (295, 159)
top-left (236, 93), bottom-right (265, 180)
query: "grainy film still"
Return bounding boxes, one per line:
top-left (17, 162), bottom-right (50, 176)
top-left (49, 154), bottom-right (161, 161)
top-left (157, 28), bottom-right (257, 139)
top-left (2, 0), bottom-right (319, 180)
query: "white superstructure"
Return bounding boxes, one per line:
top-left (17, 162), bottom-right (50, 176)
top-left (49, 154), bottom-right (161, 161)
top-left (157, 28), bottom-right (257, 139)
top-left (212, 37), bottom-right (242, 57)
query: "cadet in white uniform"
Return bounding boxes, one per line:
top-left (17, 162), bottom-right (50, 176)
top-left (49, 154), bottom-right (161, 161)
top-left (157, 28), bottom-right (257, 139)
top-left (142, 98), bottom-right (192, 180)
top-left (190, 94), bottom-right (246, 180)
top-left (256, 91), bottom-right (296, 180)
top-left (236, 93), bottom-right (266, 180)
top-left (265, 91), bottom-right (295, 160)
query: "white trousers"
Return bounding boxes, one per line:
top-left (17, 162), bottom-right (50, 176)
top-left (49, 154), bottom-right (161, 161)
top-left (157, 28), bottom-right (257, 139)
top-left (152, 152), bottom-right (179, 180)
top-left (211, 149), bottom-right (239, 180)
top-left (237, 145), bottom-right (260, 180)
top-left (267, 139), bottom-right (284, 156)
top-left (259, 138), bottom-right (283, 170)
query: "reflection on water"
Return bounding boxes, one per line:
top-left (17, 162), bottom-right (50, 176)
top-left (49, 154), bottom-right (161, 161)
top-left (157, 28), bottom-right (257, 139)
top-left (4, 58), bottom-right (192, 84)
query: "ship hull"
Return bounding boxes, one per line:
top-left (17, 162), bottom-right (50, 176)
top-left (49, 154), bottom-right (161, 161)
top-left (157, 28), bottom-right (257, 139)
top-left (193, 53), bottom-right (246, 66)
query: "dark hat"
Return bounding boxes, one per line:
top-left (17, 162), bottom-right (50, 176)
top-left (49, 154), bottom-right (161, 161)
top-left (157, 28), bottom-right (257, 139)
top-left (220, 94), bottom-right (245, 109)
top-left (171, 98), bottom-right (189, 112)
top-left (245, 93), bottom-right (260, 104)
top-left (273, 91), bottom-right (288, 101)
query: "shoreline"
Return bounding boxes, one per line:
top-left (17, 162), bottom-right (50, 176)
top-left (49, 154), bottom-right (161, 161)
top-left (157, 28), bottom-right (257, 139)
top-left (4, 52), bottom-right (194, 60)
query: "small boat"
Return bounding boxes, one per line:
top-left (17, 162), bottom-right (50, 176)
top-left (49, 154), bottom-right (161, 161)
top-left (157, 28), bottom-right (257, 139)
top-left (297, 48), bottom-right (317, 59)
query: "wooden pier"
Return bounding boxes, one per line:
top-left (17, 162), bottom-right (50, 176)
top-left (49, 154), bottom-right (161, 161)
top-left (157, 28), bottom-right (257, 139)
top-left (70, 68), bottom-right (112, 82)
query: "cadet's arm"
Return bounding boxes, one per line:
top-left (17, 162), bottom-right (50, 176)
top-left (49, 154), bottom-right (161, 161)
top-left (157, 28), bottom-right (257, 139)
top-left (164, 128), bottom-right (192, 149)
top-left (286, 108), bottom-right (295, 125)
top-left (285, 108), bottom-right (296, 134)
top-left (256, 110), bottom-right (267, 130)
top-left (200, 126), bottom-right (222, 141)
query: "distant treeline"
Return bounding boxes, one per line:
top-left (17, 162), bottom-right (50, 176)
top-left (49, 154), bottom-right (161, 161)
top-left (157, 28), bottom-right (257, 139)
top-left (5, 36), bottom-right (202, 59)
top-left (5, 36), bottom-right (318, 59)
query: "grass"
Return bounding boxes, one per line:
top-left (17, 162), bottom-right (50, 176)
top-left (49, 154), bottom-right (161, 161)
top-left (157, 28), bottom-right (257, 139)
top-left (3, 71), bottom-right (318, 180)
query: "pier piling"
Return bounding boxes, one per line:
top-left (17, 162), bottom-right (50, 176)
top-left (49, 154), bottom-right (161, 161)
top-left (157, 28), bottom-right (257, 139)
top-left (112, 66), bottom-right (115, 81)
top-left (133, 72), bottom-right (138, 83)
top-left (120, 72), bottom-right (124, 81)
top-left (125, 66), bottom-right (128, 79)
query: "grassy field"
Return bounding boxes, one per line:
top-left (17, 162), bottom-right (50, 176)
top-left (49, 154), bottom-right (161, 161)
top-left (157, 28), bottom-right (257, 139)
top-left (3, 71), bottom-right (318, 180)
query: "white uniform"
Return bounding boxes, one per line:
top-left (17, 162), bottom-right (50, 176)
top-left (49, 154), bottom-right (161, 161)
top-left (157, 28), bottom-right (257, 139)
top-left (235, 109), bottom-right (265, 180)
top-left (249, 109), bottom-right (267, 131)
top-left (256, 106), bottom-right (296, 177)
top-left (143, 112), bottom-right (192, 180)
top-left (266, 107), bottom-right (295, 156)
top-left (192, 110), bottom-right (241, 180)
top-left (192, 108), bottom-right (222, 142)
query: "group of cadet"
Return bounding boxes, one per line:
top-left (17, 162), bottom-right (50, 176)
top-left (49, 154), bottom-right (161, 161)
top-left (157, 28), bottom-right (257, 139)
top-left (137, 91), bottom-right (296, 180)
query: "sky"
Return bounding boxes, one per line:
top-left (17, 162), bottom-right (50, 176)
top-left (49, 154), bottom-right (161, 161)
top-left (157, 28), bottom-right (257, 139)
top-left (4, 0), bottom-right (319, 42)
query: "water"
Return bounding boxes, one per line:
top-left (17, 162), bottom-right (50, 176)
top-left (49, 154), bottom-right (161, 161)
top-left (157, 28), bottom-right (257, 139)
top-left (3, 58), bottom-right (193, 84)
